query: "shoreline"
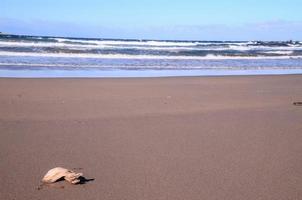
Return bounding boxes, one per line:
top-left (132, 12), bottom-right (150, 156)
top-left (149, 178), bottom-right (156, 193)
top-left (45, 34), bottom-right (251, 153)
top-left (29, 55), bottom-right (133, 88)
top-left (1, 68), bottom-right (302, 78)
top-left (1, 75), bottom-right (302, 200)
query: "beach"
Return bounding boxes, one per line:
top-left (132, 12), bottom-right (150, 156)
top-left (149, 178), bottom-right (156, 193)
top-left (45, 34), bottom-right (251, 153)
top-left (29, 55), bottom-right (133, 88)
top-left (0, 75), bottom-right (302, 200)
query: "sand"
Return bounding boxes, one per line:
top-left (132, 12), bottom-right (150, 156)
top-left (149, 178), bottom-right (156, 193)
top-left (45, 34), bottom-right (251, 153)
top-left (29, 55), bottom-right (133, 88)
top-left (0, 75), bottom-right (302, 200)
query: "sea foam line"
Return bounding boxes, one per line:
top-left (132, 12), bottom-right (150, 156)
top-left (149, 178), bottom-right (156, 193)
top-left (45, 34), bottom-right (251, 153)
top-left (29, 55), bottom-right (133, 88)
top-left (1, 41), bottom-right (302, 52)
top-left (0, 51), bottom-right (302, 60)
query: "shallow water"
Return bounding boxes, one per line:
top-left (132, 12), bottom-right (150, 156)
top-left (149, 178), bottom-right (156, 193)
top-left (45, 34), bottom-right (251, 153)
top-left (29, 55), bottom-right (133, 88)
top-left (1, 68), bottom-right (302, 78)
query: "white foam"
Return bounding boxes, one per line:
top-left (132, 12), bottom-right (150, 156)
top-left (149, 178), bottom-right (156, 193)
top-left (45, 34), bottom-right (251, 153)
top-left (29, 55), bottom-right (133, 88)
top-left (0, 41), bottom-right (203, 51)
top-left (0, 41), bottom-right (100, 49)
top-left (228, 45), bottom-right (302, 51)
top-left (263, 51), bottom-right (294, 55)
top-left (53, 38), bottom-right (199, 47)
top-left (1, 51), bottom-right (302, 60)
top-left (2, 40), bottom-right (302, 52)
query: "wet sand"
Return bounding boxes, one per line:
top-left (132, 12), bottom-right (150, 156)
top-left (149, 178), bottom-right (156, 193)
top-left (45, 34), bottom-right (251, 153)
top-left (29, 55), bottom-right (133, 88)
top-left (0, 75), bottom-right (302, 200)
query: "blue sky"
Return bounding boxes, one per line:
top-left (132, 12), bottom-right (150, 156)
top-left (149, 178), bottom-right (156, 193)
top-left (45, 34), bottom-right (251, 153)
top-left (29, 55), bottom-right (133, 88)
top-left (1, 0), bottom-right (302, 40)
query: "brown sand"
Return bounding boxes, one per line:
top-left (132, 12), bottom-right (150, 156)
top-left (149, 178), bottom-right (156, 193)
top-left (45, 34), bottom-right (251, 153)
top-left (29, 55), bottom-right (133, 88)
top-left (0, 75), bottom-right (302, 200)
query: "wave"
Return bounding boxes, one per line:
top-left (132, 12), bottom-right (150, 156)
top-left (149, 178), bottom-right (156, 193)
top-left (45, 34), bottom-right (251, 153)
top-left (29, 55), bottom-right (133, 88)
top-left (263, 51), bottom-right (294, 55)
top-left (54, 38), bottom-right (203, 47)
top-left (1, 35), bottom-right (302, 73)
top-left (1, 40), bottom-right (302, 53)
top-left (1, 51), bottom-right (302, 60)
top-left (0, 41), bottom-right (200, 51)
top-left (2, 34), bottom-right (301, 46)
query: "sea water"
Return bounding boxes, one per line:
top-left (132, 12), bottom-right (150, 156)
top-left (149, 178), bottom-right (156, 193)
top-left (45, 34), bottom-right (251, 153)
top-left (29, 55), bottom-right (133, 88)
top-left (0, 34), bottom-right (302, 77)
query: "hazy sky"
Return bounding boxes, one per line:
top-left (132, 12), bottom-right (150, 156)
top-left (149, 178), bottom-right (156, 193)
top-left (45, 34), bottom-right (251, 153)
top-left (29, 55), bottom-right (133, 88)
top-left (1, 0), bottom-right (302, 40)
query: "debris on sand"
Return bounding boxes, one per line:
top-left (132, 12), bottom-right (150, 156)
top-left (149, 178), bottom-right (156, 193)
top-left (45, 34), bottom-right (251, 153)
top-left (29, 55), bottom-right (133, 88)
top-left (42, 167), bottom-right (83, 184)
top-left (293, 102), bottom-right (302, 106)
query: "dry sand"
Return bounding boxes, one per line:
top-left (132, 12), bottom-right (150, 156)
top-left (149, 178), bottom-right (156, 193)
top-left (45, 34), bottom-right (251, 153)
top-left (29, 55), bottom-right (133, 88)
top-left (0, 75), bottom-right (302, 200)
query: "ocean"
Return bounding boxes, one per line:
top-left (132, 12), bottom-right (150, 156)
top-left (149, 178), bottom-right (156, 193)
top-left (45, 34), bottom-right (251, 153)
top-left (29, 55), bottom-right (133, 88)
top-left (0, 34), bottom-right (302, 77)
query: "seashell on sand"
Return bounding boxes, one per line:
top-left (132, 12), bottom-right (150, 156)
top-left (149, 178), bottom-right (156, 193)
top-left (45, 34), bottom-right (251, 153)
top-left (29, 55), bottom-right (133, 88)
top-left (42, 167), bottom-right (83, 184)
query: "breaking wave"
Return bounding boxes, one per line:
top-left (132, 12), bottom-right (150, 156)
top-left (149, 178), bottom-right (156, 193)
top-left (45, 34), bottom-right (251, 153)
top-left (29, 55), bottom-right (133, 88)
top-left (0, 34), bottom-right (302, 71)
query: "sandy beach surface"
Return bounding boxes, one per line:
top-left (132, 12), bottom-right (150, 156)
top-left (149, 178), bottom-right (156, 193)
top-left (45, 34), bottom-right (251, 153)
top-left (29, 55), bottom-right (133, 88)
top-left (0, 75), bottom-right (302, 200)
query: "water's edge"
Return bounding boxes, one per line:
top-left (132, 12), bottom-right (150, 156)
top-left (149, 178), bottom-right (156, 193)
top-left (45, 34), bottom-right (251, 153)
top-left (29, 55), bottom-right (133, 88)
top-left (1, 69), bottom-right (302, 78)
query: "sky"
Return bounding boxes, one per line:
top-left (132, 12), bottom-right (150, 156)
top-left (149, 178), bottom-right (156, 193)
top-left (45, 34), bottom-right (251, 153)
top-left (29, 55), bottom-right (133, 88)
top-left (1, 0), bottom-right (302, 40)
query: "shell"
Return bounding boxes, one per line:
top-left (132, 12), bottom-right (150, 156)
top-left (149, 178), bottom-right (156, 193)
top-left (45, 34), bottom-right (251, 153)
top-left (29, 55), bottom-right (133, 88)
top-left (42, 167), bottom-right (83, 184)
